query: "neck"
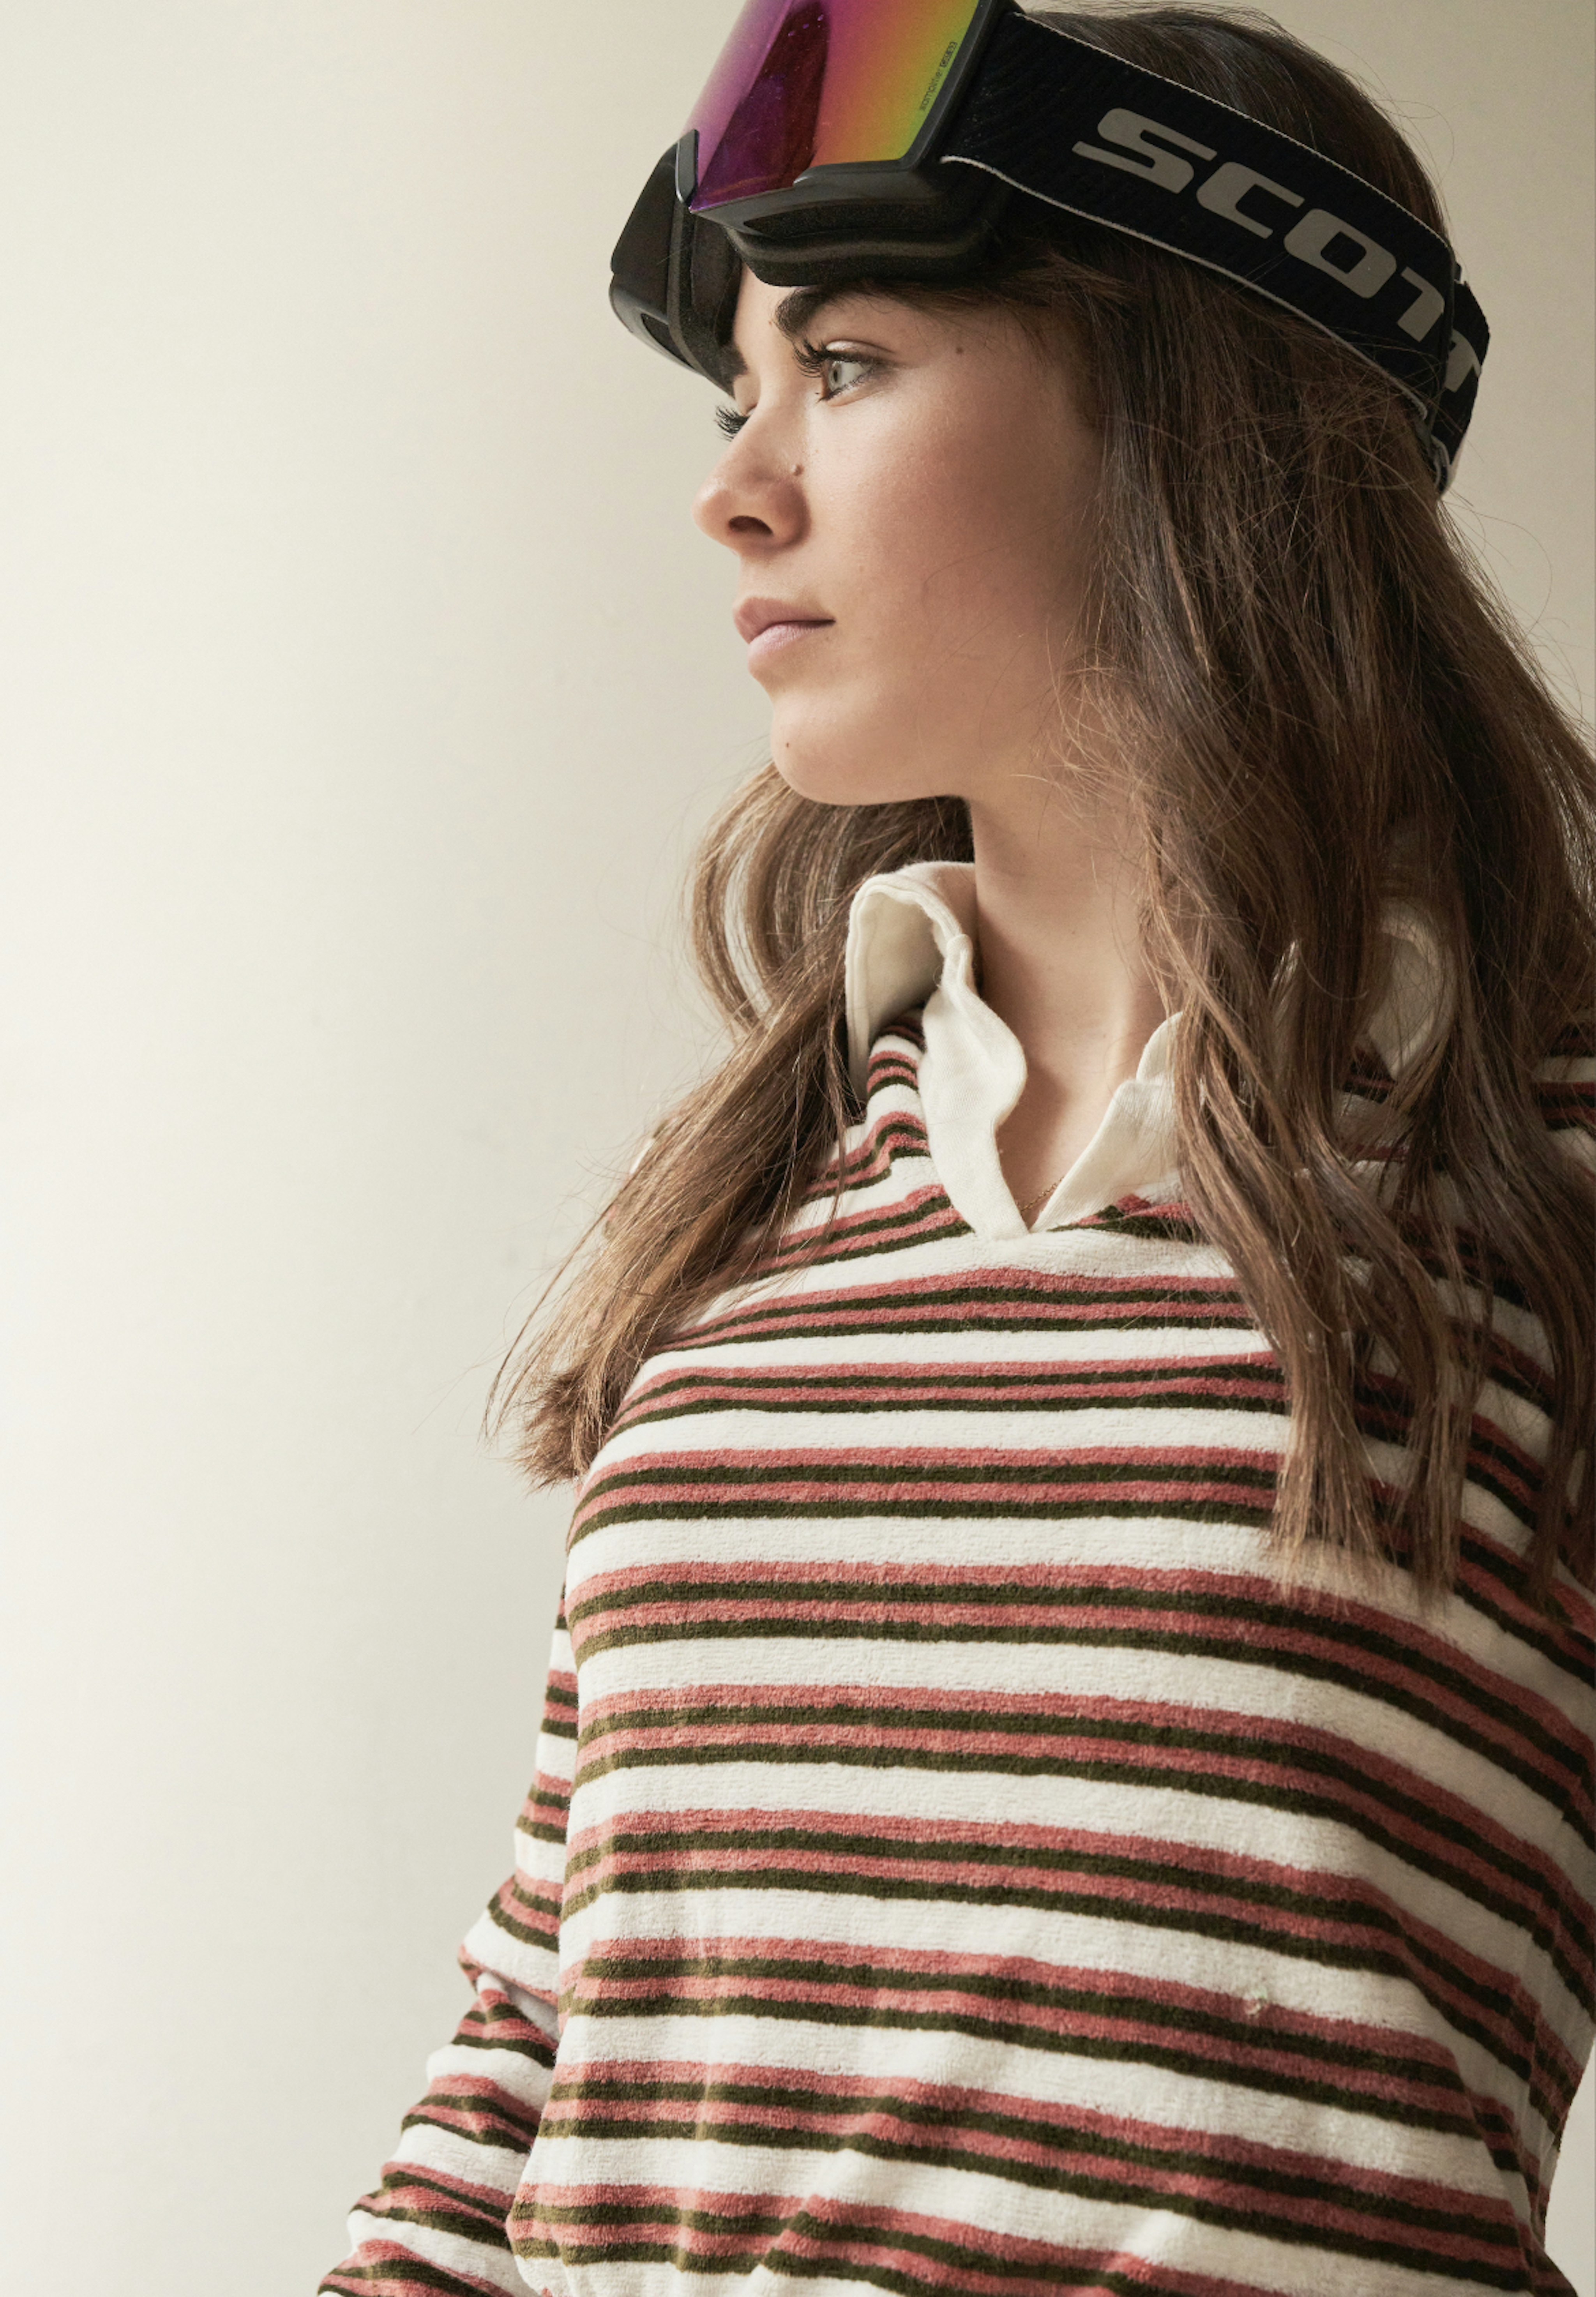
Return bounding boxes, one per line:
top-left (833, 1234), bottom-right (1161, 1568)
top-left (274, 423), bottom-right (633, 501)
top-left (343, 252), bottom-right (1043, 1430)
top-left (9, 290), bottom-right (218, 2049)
top-left (967, 775), bottom-right (1169, 1213)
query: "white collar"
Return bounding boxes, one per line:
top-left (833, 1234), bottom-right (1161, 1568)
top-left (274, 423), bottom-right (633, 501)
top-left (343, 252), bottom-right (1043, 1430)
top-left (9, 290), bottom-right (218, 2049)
top-left (842, 860), bottom-right (1449, 1239)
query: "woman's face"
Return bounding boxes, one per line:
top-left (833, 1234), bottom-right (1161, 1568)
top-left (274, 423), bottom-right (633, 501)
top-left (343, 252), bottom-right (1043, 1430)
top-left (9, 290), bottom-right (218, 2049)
top-left (693, 271), bottom-right (1102, 808)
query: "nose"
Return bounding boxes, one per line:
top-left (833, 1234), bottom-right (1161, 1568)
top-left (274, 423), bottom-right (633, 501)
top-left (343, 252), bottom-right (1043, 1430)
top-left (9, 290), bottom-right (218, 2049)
top-left (692, 432), bottom-right (808, 556)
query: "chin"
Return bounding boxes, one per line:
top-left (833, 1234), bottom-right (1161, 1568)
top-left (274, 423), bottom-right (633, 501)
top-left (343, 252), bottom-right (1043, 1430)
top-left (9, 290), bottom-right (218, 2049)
top-left (772, 756), bottom-right (915, 807)
top-left (769, 707), bottom-right (954, 809)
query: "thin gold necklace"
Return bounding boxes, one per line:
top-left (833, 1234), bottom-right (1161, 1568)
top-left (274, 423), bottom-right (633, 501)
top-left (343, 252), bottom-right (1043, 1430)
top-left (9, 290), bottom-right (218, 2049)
top-left (1015, 1172), bottom-right (1067, 1220)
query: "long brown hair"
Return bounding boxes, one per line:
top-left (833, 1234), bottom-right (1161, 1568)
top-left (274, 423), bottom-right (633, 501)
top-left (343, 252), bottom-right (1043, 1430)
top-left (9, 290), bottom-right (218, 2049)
top-left (494, 4), bottom-right (1594, 1605)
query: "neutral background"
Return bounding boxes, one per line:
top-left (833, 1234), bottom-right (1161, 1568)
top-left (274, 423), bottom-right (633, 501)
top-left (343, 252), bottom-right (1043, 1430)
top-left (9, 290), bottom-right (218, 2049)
top-left (0, 3), bottom-right (1590, 2290)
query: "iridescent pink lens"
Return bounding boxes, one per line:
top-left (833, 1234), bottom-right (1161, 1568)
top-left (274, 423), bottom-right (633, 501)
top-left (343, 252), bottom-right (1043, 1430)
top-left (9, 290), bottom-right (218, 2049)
top-left (688, 0), bottom-right (985, 211)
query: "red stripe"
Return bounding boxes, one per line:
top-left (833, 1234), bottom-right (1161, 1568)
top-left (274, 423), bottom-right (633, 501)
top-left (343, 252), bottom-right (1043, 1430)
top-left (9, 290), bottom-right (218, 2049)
top-left (557, 1806), bottom-right (1542, 2058)
top-left (570, 1554), bottom-right (1589, 1817)
top-left (533, 2059), bottom-right (1521, 2263)
top-left (510, 2182), bottom-right (1300, 2297)
top-left (322, 2243), bottom-right (513, 2296)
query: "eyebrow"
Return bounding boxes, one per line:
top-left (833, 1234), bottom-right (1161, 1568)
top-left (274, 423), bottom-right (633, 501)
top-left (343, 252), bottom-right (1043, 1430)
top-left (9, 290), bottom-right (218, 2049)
top-left (719, 286), bottom-right (854, 385)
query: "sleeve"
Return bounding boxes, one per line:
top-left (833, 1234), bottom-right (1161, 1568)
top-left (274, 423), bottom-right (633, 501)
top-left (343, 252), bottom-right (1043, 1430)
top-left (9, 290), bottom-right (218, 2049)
top-left (319, 1594), bottom-right (576, 2295)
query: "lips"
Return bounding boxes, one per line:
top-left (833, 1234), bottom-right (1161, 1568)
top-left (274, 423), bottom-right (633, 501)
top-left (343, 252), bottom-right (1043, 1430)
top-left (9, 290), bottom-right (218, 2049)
top-left (734, 597), bottom-right (834, 644)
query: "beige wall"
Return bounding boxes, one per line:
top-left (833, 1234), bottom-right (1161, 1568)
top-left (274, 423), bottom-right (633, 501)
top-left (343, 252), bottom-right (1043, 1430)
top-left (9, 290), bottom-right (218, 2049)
top-left (0, 4), bottom-right (1589, 2289)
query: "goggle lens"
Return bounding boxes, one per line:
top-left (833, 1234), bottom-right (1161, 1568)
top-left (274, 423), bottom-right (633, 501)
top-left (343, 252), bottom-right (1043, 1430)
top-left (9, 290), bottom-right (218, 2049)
top-left (687, 0), bottom-right (985, 212)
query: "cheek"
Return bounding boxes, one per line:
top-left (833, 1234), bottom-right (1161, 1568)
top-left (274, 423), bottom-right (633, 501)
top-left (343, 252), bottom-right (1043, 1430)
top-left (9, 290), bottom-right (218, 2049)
top-left (850, 422), bottom-right (1085, 661)
top-left (765, 382), bottom-right (1098, 804)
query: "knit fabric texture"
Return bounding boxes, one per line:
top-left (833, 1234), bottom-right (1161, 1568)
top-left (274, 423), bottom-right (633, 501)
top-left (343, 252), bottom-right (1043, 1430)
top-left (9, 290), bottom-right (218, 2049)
top-left (322, 886), bottom-right (1594, 2297)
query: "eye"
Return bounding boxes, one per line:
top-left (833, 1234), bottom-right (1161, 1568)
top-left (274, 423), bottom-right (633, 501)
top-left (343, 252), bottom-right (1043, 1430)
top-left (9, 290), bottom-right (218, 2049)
top-left (794, 339), bottom-right (878, 402)
top-left (711, 341), bottom-right (880, 442)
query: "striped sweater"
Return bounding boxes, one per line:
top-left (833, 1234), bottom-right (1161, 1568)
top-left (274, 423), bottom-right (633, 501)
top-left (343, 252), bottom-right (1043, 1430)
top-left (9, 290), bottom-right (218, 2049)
top-left (323, 864), bottom-right (1595, 2297)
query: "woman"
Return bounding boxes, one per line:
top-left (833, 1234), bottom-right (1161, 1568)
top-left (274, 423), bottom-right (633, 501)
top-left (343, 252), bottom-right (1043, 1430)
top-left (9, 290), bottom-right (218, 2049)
top-left (323, 5), bottom-right (1594, 2292)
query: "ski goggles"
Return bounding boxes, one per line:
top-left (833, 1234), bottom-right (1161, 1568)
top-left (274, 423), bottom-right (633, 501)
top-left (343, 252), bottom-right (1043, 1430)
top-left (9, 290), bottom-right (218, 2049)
top-left (610, 0), bottom-right (1487, 489)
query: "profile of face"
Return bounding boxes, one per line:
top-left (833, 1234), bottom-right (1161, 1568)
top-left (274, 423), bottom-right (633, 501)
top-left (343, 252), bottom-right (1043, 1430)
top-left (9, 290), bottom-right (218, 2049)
top-left (693, 271), bottom-right (1103, 811)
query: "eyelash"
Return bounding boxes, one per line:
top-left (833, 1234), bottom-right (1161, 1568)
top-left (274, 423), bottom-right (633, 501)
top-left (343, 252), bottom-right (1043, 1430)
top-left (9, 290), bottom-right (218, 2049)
top-left (714, 338), bottom-right (877, 438)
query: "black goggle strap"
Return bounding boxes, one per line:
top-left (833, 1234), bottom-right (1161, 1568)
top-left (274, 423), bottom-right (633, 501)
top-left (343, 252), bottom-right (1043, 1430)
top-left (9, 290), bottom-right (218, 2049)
top-left (613, 11), bottom-right (1487, 487)
top-left (945, 11), bottom-right (1485, 486)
